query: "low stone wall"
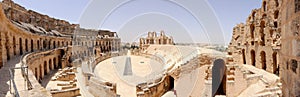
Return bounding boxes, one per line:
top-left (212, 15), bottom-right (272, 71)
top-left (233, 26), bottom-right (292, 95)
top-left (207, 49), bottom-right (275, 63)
top-left (136, 75), bottom-right (173, 97)
top-left (23, 47), bottom-right (69, 81)
top-left (51, 88), bottom-right (80, 97)
top-left (88, 77), bottom-right (117, 97)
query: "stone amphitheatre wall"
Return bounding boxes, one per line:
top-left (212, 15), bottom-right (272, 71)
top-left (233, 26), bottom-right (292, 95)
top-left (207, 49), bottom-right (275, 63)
top-left (0, 1), bottom-right (121, 96)
top-left (280, 0), bottom-right (300, 96)
top-left (23, 48), bottom-right (69, 82)
top-left (0, 2), bottom-right (71, 69)
top-left (1, 0), bottom-right (78, 35)
top-left (20, 47), bottom-right (71, 96)
top-left (228, 0), bottom-right (281, 74)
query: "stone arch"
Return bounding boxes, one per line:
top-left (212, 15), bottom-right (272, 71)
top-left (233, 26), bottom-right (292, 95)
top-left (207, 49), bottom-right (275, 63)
top-left (6, 46), bottom-right (10, 60)
top-left (25, 39), bottom-right (28, 52)
top-left (242, 49), bottom-right (246, 64)
top-left (252, 11), bottom-right (256, 19)
top-left (35, 68), bottom-right (38, 79)
top-left (263, 1), bottom-right (267, 11)
top-left (251, 50), bottom-right (256, 66)
top-left (250, 24), bottom-right (255, 39)
top-left (48, 40), bottom-right (51, 49)
top-left (44, 61), bottom-right (47, 75)
top-left (43, 40), bottom-right (47, 49)
top-left (54, 58), bottom-right (57, 69)
top-left (13, 36), bottom-right (16, 55)
top-left (49, 59), bottom-right (52, 70)
top-left (58, 41), bottom-right (60, 47)
top-left (273, 52), bottom-right (278, 74)
top-left (212, 59), bottom-right (226, 96)
top-left (274, 10), bottom-right (279, 19)
top-left (53, 41), bottom-right (56, 48)
top-left (19, 38), bottom-right (23, 55)
top-left (291, 59), bottom-right (298, 73)
top-left (260, 51), bottom-right (267, 70)
top-left (31, 39), bottom-right (34, 52)
top-left (275, 0), bottom-right (279, 7)
top-left (39, 64), bottom-right (42, 81)
top-left (260, 21), bottom-right (266, 46)
top-left (274, 21), bottom-right (278, 28)
top-left (270, 29), bottom-right (274, 37)
top-left (167, 76), bottom-right (175, 91)
top-left (262, 14), bottom-right (267, 19)
top-left (37, 40), bottom-right (40, 50)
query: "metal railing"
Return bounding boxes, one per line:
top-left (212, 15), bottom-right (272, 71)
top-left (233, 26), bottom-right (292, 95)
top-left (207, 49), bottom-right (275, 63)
top-left (9, 68), bottom-right (21, 97)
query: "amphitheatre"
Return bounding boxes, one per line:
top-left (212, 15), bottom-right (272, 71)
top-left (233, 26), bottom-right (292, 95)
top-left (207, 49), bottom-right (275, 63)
top-left (0, 0), bottom-right (299, 97)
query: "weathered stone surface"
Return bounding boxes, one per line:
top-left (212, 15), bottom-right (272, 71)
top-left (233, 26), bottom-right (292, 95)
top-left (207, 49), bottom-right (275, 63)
top-left (228, 0), bottom-right (281, 75)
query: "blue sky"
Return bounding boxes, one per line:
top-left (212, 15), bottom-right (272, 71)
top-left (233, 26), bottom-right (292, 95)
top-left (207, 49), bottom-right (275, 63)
top-left (5, 0), bottom-right (262, 44)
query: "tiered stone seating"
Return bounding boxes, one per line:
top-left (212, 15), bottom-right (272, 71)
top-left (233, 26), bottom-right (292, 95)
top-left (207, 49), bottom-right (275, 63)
top-left (144, 45), bottom-right (198, 71)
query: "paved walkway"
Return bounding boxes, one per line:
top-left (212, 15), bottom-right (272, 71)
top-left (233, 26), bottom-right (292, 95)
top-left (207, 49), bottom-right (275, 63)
top-left (0, 56), bottom-right (28, 97)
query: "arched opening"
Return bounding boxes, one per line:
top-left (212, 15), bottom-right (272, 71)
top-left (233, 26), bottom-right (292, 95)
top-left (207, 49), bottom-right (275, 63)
top-left (270, 29), bottom-right (274, 37)
top-left (251, 50), bottom-right (256, 66)
top-left (54, 58), bottom-right (57, 69)
top-left (25, 39), bottom-right (28, 52)
top-left (19, 38), bottom-right (23, 55)
top-left (274, 10), bottom-right (279, 19)
top-left (13, 36), bottom-right (16, 55)
top-left (212, 59), bottom-right (226, 96)
top-left (58, 41), bottom-right (60, 47)
top-left (37, 40), bottom-right (40, 50)
top-left (39, 65), bottom-right (42, 81)
top-left (242, 49), bottom-right (246, 64)
top-left (53, 41), bottom-right (56, 48)
top-left (35, 68), bottom-right (38, 79)
top-left (260, 51), bottom-right (267, 70)
top-left (250, 24), bottom-right (255, 39)
top-left (260, 26), bottom-right (265, 46)
top-left (48, 41), bottom-right (51, 49)
top-left (263, 1), bottom-right (267, 11)
top-left (167, 76), bottom-right (175, 91)
top-left (44, 61), bottom-right (47, 75)
top-left (291, 59), bottom-right (298, 73)
top-left (274, 21), bottom-right (278, 28)
top-left (273, 52), bottom-right (279, 75)
top-left (49, 59), bottom-right (52, 70)
top-left (252, 11), bottom-right (256, 19)
top-left (43, 40), bottom-right (47, 49)
top-left (31, 39), bottom-right (34, 52)
top-left (6, 43), bottom-right (10, 60)
top-left (262, 14), bottom-right (267, 19)
top-left (275, 0), bottom-right (279, 7)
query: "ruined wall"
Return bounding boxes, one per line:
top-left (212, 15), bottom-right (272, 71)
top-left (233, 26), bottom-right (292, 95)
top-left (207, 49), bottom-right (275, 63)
top-left (51, 88), bottom-right (80, 97)
top-left (136, 75), bottom-right (174, 97)
top-left (280, 0), bottom-right (300, 96)
top-left (228, 0), bottom-right (281, 74)
top-left (24, 48), bottom-right (69, 81)
top-left (1, 0), bottom-right (79, 35)
top-left (139, 31), bottom-right (174, 51)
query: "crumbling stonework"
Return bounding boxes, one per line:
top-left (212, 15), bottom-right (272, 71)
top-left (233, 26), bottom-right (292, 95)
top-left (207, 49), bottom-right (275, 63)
top-left (0, 1), bottom-right (121, 96)
top-left (139, 31), bottom-right (174, 51)
top-left (280, 0), bottom-right (300, 96)
top-left (228, 0), bottom-right (281, 75)
top-left (1, 0), bottom-right (78, 35)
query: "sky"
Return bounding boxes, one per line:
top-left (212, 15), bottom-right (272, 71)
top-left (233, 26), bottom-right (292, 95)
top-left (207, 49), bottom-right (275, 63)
top-left (3, 0), bottom-right (262, 44)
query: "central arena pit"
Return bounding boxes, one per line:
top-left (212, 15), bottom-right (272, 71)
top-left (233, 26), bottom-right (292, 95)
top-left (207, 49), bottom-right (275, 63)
top-left (94, 55), bottom-right (165, 97)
